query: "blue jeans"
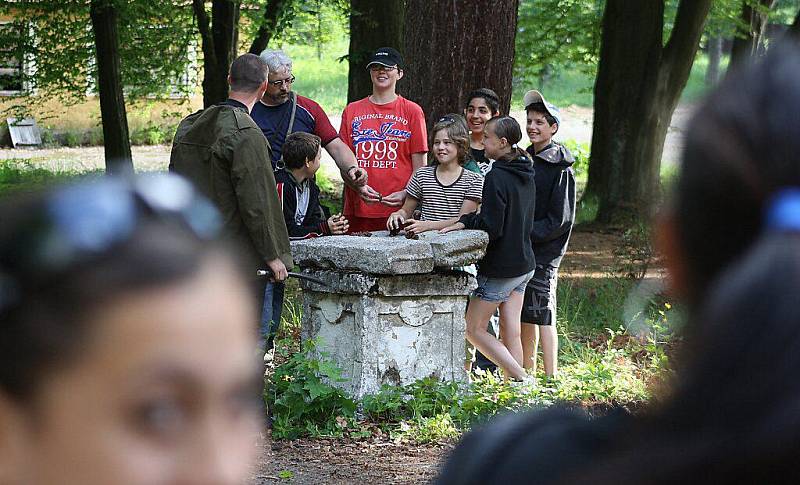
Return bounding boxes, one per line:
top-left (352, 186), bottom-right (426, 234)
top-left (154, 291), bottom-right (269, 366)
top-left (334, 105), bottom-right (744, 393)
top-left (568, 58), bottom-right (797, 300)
top-left (260, 281), bottom-right (285, 348)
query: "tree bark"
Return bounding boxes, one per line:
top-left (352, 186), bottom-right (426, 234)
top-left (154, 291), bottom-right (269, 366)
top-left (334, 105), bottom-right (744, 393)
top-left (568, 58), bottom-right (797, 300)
top-left (705, 36), bottom-right (723, 86)
top-left (194, 0), bottom-right (240, 107)
top-left (585, 0), bottom-right (712, 223)
top-left (789, 7), bottom-right (800, 38)
top-left (89, 0), bottom-right (133, 175)
top-left (402, 0), bottom-right (519, 128)
top-left (729, 0), bottom-right (777, 71)
top-left (347, 0), bottom-right (404, 104)
top-left (248, 0), bottom-right (291, 54)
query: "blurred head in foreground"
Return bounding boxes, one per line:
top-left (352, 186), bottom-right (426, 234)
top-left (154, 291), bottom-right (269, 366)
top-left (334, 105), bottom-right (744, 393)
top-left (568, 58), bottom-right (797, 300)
top-left (0, 174), bottom-right (261, 485)
top-left (588, 37), bottom-right (800, 483)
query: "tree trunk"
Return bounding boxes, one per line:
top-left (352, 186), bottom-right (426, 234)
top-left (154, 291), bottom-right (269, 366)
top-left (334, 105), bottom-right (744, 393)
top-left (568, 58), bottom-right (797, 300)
top-left (789, 7), bottom-right (800, 38)
top-left (585, 0), bottom-right (712, 223)
top-left (347, 0), bottom-right (404, 104)
top-left (729, 0), bottom-right (776, 71)
top-left (194, 0), bottom-right (240, 107)
top-left (89, 0), bottom-right (133, 175)
top-left (403, 0), bottom-right (518, 128)
top-left (248, 0), bottom-right (291, 54)
top-left (705, 36), bottom-right (722, 86)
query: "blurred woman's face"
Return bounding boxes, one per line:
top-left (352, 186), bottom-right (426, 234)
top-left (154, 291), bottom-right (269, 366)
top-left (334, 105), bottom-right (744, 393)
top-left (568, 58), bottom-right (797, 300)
top-left (2, 254), bottom-right (261, 485)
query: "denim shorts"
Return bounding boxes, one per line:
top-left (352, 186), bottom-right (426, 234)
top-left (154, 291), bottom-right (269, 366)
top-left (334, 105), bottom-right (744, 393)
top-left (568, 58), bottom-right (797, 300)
top-left (472, 270), bottom-right (535, 303)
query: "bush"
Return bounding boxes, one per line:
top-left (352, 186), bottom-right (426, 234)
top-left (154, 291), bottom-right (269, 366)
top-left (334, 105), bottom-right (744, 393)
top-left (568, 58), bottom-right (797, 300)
top-left (62, 130), bottom-right (83, 147)
top-left (267, 338), bottom-right (357, 439)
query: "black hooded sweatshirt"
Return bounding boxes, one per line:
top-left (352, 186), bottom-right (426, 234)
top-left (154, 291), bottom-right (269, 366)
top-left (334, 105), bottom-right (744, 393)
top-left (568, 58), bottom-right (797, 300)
top-left (526, 143), bottom-right (576, 267)
top-left (459, 153), bottom-right (536, 278)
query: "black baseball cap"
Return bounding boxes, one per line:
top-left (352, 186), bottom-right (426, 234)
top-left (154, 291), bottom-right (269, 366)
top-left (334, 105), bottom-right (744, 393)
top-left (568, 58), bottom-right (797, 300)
top-left (366, 47), bottom-right (404, 70)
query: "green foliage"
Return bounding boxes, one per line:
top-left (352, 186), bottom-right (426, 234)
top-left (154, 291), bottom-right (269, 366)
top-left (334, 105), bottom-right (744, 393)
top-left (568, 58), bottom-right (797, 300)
top-left (129, 121), bottom-right (177, 146)
top-left (514, 0), bottom-right (602, 84)
top-left (0, 0), bottom-right (196, 113)
top-left (398, 414), bottom-right (460, 443)
top-left (560, 139), bottom-right (590, 179)
top-left (0, 159), bottom-right (99, 194)
top-left (272, 0), bottom-right (349, 58)
top-left (613, 222), bottom-right (655, 280)
top-left (267, 338), bottom-right (357, 439)
top-left (283, 39), bottom-right (350, 114)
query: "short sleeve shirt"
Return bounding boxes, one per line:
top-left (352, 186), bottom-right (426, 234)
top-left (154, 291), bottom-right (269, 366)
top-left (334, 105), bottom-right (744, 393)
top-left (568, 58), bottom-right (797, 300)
top-left (405, 166), bottom-right (483, 222)
top-left (340, 95), bottom-right (428, 219)
top-left (250, 94), bottom-right (339, 166)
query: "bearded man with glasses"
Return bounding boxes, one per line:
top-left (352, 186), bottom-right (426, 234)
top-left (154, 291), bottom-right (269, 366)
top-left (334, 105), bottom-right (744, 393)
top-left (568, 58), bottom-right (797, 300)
top-left (251, 49), bottom-right (375, 197)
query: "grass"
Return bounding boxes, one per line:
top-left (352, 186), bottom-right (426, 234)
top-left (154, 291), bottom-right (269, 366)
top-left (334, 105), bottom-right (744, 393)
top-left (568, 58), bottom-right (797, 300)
top-left (282, 39), bottom-right (350, 115)
top-left (0, 158), bottom-right (100, 195)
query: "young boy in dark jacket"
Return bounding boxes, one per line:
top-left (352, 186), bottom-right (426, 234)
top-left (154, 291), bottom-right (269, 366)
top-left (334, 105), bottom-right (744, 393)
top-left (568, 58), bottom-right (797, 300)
top-left (263, 132), bottom-right (349, 355)
top-left (520, 90), bottom-right (577, 377)
top-left (274, 132), bottom-right (349, 239)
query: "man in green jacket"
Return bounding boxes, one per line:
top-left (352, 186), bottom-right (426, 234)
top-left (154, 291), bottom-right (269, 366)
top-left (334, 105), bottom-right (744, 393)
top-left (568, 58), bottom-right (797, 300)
top-left (170, 53), bottom-right (292, 295)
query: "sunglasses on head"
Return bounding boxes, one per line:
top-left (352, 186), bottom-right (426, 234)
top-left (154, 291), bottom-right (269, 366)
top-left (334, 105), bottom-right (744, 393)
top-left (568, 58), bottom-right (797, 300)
top-left (0, 173), bottom-right (221, 310)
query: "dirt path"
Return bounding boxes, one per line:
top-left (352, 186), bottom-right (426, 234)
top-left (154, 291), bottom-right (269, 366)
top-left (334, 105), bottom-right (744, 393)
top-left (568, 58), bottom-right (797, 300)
top-left (253, 435), bottom-right (450, 484)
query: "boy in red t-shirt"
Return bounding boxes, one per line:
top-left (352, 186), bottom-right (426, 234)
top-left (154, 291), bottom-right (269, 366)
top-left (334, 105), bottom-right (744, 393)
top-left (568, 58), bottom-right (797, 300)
top-left (339, 47), bottom-right (428, 232)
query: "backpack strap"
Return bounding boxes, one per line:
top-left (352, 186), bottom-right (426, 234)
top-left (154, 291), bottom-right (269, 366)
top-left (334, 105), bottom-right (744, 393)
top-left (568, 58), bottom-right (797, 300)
top-left (274, 92), bottom-right (298, 172)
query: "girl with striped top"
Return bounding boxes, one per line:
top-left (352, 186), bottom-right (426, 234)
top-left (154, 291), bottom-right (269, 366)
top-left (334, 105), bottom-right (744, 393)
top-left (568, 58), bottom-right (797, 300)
top-left (386, 114), bottom-right (484, 237)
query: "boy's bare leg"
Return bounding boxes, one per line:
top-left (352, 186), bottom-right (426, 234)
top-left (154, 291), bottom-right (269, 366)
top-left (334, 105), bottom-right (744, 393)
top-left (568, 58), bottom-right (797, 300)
top-left (498, 290), bottom-right (525, 368)
top-left (465, 297), bottom-right (526, 380)
top-left (538, 324), bottom-right (558, 376)
top-left (520, 323), bottom-right (538, 373)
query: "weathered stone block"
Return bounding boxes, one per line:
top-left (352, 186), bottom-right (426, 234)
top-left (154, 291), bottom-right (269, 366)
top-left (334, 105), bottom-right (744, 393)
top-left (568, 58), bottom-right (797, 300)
top-left (302, 290), bottom-right (469, 398)
top-left (298, 269), bottom-right (477, 296)
top-left (291, 235), bottom-right (434, 275)
top-left (292, 230), bottom-right (487, 399)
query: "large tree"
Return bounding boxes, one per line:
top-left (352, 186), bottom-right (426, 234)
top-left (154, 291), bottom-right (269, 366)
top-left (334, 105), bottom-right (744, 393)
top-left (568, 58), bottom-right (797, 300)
top-left (346, 0), bottom-right (404, 103)
top-left (792, 7), bottom-right (800, 35)
top-left (193, 0), bottom-right (241, 108)
top-left (247, 0), bottom-right (292, 54)
top-left (90, 0), bottom-right (132, 174)
top-left (729, 0), bottom-right (778, 69)
top-left (584, 0), bottom-right (712, 223)
top-left (402, 0), bottom-right (519, 127)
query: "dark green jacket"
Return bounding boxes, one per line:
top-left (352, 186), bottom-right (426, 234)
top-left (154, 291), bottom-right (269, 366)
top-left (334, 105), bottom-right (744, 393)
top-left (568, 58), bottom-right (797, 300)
top-left (169, 101), bottom-right (293, 271)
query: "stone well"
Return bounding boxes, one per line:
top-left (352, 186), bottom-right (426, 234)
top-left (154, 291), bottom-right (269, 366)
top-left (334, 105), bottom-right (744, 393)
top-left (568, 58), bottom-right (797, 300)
top-left (290, 230), bottom-right (488, 398)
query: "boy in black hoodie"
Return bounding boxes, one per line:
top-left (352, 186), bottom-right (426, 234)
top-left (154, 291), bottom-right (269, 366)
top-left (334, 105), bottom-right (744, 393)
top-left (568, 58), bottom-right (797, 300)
top-left (519, 90), bottom-right (577, 377)
top-left (443, 116), bottom-right (536, 383)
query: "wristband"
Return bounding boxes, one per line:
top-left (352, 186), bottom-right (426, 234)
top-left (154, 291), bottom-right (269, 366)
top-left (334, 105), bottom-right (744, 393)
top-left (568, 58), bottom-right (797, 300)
top-left (346, 165), bottom-right (358, 175)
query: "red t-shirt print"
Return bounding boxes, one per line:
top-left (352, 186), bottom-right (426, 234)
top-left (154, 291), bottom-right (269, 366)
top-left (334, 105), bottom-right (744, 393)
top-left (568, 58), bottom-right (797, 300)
top-left (340, 96), bottom-right (428, 219)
